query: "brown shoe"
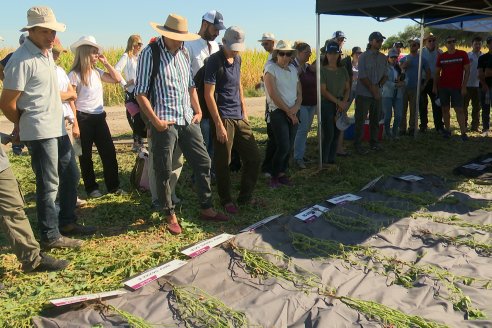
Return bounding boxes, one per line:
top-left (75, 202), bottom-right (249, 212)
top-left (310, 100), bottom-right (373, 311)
top-left (59, 223), bottom-right (97, 236)
top-left (41, 236), bottom-right (83, 250)
top-left (200, 212), bottom-right (229, 222)
top-left (167, 222), bottom-right (182, 235)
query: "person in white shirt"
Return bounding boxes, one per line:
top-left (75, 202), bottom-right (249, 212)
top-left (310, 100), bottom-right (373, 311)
top-left (184, 10), bottom-right (225, 163)
top-left (464, 36), bottom-right (483, 132)
top-left (115, 35), bottom-right (147, 152)
top-left (68, 36), bottom-right (125, 199)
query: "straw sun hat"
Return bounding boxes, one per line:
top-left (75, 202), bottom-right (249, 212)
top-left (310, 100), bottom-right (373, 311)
top-left (150, 14), bottom-right (200, 42)
top-left (20, 6), bottom-right (66, 32)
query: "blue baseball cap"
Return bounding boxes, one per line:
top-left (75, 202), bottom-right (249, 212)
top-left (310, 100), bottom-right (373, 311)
top-left (202, 10), bottom-right (226, 30)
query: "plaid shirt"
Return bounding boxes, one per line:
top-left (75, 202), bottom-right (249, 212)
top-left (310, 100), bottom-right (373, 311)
top-left (135, 37), bottom-right (194, 125)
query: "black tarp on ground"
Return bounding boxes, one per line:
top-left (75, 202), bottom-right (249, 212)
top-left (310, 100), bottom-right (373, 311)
top-left (33, 175), bottom-right (492, 327)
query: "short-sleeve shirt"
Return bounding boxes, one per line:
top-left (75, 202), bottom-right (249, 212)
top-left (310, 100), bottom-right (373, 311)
top-left (68, 68), bottom-right (105, 114)
top-left (204, 50), bottom-right (243, 119)
top-left (320, 66), bottom-right (349, 102)
top-left (478, 52), bottom-right (492, 87)
top-left (355, 49), bottom-right (388, 97)
top-left (436, 50), bottom-right (470, 89)
top-left (421, 47), bottom-right (442, 77)
top-left (2, 38), bottom-right (65, 141)
top-left (184, 38), bottom-right (220, 77)
top-left (399, 53), bottom-right (429, 89)
top-left (264, 63), bottom-right (299, 112)
top-left (134, 38), bottom-right (194, 125)
top-left (56, 66), bottom-right (74, 121)
top-left (467, 51), bottom-right (482, 88)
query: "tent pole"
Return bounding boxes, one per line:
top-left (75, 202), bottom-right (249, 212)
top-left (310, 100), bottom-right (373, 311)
top-left (316, 13), bottom-right (322, 169)
top-left (415, 17), bottom-right (425, 139)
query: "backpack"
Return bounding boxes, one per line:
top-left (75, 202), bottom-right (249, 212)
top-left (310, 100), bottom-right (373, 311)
top-left (130, 148), bottom-right (150, 191)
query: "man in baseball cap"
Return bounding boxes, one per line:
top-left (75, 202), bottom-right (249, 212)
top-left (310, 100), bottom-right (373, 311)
top-left (369, 31), bottom-right (386, 42)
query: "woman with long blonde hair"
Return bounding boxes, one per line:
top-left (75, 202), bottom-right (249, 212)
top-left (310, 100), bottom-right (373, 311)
top-left (68, 36), bottom-right (125, 198)
top-left (115, 35), bottom-right (146, 152)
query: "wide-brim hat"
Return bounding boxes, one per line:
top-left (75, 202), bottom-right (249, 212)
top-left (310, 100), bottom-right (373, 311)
top-left (336, 112), bottom-right (354, 131)
top-left (258, 32), bottom-right (275, 42)
top-left (20, 6), bottom-right (66, 32)
top-left (150, 14), bottom-right (200, 42)
top-left (423, 32), bottom-right (436, 40)
top-left (274, 40), bottom-right (296, 51)
top-left (70, 35), bottom-right (103, 53)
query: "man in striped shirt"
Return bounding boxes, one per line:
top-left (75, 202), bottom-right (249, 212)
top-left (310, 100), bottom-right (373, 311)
top-left (135, 14), bottom-right (229, 235)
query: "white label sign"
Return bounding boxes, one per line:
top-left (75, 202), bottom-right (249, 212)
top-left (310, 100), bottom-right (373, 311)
top-left (360, 175), bottom-right (383, 191)
top-left (295, 205), bottom-right (329, 222)
top-left (399, 175), bottom-right (424, 182)
top-left (327, 193), bottom-right (362, 205)
top-left (50, 290), bottom-right (127, 307)
top-left (124, 259), bottom-right (187, 290)
top-left (481, 158), bottom-right (492, 164)
top-left (462, 163), bottom-right (487, 171)
top-left (240, 214), bottom-right (282, 232)
top-left (181, 233), bottom-right (235, 258)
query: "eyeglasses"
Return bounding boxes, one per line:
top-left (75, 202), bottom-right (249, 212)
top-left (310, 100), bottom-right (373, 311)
top-left (447, 40), bottom-right (457, 44)
top-left (278, 51), bottom-right (293, 57)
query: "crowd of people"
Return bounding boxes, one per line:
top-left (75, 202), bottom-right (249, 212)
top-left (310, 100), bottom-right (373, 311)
top-left (0, 6), bottom-right (490, 273)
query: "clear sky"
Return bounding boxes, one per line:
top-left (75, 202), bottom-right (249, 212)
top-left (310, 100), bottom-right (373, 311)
top-left (0, 1), bottom-right (414, 51)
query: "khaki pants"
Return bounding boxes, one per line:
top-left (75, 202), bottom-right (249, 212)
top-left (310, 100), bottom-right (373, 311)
top-left (0, 167), bottom-right (41, 271)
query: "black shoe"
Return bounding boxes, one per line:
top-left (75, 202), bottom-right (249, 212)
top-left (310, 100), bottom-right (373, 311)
top-left (31, 253), bottom-right (69, 272)
top-left (41, 236), bottom-right (83, 250)
top-left (59, 223), bottom-right (97, 236)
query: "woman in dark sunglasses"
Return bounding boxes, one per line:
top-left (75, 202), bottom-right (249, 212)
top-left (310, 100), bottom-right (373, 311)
top-left (263, 40), bottom-right (302, 188)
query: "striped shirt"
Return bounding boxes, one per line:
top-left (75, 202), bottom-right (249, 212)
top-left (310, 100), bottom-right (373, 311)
top-left (134, 37), bottom-right (194, 125)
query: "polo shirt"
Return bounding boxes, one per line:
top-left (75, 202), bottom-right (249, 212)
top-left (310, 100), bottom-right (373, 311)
top-left (134, 37), bottom-right (194, 126)
top-left (184, 38), bottom-right (220, 77)
top-left (355, 49), bottom-right (388, 97)
top-left (3, 38), bottom-right (65, 141)
top-left (436, 50), bottom-right (470, 89)
top-left (204, 50), bottom-right (243, 119)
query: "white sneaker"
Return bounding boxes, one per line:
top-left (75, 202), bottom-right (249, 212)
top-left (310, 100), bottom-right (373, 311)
top-left (76, 197), bottom-right (87, 207)
top-left (88, 190), bottom-right (103, 198)
top-left (111, 188), bottom-right (128, 196)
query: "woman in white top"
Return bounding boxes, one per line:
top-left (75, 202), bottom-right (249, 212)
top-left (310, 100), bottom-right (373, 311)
top-left (68, 36), bottom-right (124, 198)
top-left (115, 35), bottom-right (146, 152)
top-left (264, 40), bottom-right (302, 188)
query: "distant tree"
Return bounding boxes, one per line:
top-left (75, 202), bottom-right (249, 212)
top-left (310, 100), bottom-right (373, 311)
top-left (383, 24), bottom-right (490, 50)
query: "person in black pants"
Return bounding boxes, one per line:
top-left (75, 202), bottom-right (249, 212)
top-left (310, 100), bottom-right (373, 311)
top-left (68, 36), bottom-right (125, 198)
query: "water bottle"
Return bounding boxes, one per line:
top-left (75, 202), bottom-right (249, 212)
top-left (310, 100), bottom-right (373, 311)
top-left (73, 138), bottom-right (83, 156)
top-left (485, 92), bottom-right (490, 105)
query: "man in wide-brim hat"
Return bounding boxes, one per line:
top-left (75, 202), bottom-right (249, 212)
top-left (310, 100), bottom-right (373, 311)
top-left (135, 14), bottom-right (229, 235)
top-left (0, 6), bottom-right (95, 272)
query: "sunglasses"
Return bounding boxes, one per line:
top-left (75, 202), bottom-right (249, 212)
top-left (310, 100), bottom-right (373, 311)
top-left (390, 56), bottom-right (398, 59)
top-left (355, 51), bottom-right (362, 54)
top-left (427, 39), bottom-right (436, 42)
top-left (447, 40), bottom-right (457, 44)
top-left (134, 43), bottom-right (143, 47)
top-left (278, 51), bottom-right (293, 57)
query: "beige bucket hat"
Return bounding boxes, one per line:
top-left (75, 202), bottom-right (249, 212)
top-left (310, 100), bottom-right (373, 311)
top-left (150, 14), bottom-right (200, 42)
top-left (20, 6), bottom-right (66, 32)
top-left (274, 40), bottom-right (296, 51)
top-left (70, 36), bottom-right (103, 53)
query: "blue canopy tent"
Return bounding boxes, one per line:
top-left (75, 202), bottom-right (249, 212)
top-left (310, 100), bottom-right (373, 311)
top-left (314, 1), bottom-right (492, 168)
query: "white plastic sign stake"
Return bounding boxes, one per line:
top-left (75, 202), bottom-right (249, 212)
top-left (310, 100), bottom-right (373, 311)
top-left (124, 259), bottom-right (187, 290)
top-left (181, 233), bottom-right (235, 258)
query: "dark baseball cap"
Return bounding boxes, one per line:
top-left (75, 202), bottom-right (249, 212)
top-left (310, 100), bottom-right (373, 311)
top-left (325, 40), bottom-right (341, 54)
top-left (332, 30), bottom-right (346, 39)
top-left (393, 41), bottom-right (404, 48)
top-left (202, 10), bottom-right (226, 30)
top-left (369, 31), bottom-right (386, 41)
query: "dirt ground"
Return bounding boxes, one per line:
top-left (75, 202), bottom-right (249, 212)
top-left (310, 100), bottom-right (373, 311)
top-left (0, 97), bottom-right (267, 139)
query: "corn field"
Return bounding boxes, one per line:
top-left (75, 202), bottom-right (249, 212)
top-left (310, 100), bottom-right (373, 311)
top-left (0, 47), bottom-right (268, 106)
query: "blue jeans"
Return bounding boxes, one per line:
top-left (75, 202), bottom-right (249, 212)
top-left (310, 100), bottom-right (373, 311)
top-left (269, 109), bottom-right (297, 177)
top-left (382, 96), bottom-right (403, 137)
top-left (200, 118), bottom-right (214, 161)
top-left (28, 135), bottom-right (79, 241)
top-left (294, 105), bottom-right (316, 160)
